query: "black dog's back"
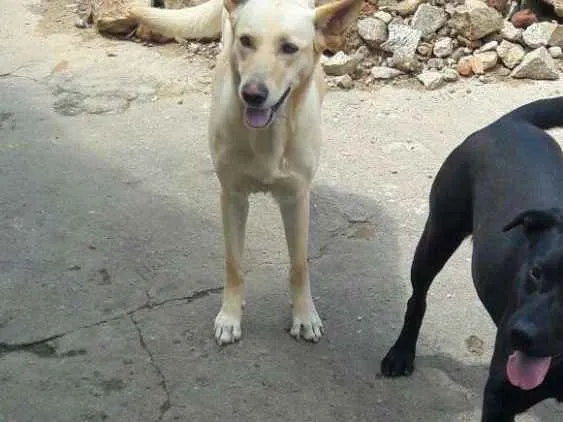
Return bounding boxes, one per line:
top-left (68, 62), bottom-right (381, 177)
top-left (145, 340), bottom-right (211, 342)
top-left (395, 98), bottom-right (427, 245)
top-left (431, 96), bottom-right (563, 322)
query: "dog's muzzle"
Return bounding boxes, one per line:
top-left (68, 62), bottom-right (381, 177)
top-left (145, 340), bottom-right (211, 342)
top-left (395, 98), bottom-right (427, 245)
top-left (244, 87), bottom-right (291, 129)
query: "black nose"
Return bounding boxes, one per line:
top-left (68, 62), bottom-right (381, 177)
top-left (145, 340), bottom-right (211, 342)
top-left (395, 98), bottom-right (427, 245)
top-left (241, 82), bottom-right (269, 107)
top-left (510, 320), bottom-right (539, 350)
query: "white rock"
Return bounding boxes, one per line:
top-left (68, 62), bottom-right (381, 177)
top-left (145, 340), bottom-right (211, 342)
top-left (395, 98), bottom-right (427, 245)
top-left (511, 47), bottom-right (559, 80)
top-left (496, 40), bottom-right (525, 69)
top-left (478, 40), bottom-right (498, 52)
top-left (417, 71), bottom-right (445, 90)
top-left (433, 37), bottom-right (454, 58)
top-left (374, 10), bottom-right (393, 24)
top-left (370, 66), bottom-right (404, 79)
top-left (321, 51), bottom-right (362, 76)
top-left (523, 22), bottom-right (558, 49)
top-left (443, 68), bottom-right (460, 81)
top-left (500, 21), bottom-right (522, 42)
top-left (549, 46), bottom-right (562, 58)
top-left (472, 51), bottom-right (498, 74)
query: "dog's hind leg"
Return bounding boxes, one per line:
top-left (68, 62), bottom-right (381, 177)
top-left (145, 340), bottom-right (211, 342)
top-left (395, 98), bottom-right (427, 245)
top-left (279, 189), bottom-right (324, 342)
top-left (381, 149), bottom-right (472, 376)
top-left (214, 190), bottom-right (249, 345)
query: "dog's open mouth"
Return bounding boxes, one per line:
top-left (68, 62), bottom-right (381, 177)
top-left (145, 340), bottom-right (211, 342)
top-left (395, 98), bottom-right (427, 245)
top-left (506, 351), bottom-right (552, 390)
top-left (244, 87), bottom-right (290, 129)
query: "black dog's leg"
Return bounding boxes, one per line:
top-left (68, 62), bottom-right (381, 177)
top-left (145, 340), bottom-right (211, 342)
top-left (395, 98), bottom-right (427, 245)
top-left (381, 150), bottom-right (471, 377)
top-left (381, 219), bottom-right (467, 376)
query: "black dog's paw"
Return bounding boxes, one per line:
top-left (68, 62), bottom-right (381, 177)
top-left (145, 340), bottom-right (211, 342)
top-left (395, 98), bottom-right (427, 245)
top-left (381, 345), bottom-right (415, 377)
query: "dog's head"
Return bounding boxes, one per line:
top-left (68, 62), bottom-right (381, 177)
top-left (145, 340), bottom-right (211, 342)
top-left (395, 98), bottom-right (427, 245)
top-left (224, 0), bottom-right (362, 129)
top-left (502, 208), bottom-right (563, 390)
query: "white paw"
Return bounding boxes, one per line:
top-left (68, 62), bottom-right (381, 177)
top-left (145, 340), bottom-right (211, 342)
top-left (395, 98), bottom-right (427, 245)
top-left (214, 310), bottom-right (242, 345)
top-left (289, 308), bottom-right (324, 342)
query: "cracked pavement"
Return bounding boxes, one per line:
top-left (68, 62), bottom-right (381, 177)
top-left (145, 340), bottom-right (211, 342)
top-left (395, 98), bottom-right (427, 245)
top-left (1, 0), bottom-right (563, 421)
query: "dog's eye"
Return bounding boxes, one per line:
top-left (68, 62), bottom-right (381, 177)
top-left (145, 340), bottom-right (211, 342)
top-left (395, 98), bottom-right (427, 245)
top-left (280, 42), bottom-right (299, 55)
top-left (239, 35), bottom-right (253, 48)
top-left (529, 265), bottom-right (542, 281)
top-left (526, 265), bottom-right (542, 293)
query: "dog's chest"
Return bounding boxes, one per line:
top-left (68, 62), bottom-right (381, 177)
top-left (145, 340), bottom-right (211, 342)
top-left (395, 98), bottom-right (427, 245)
top-left (241, 153), bottom-right (297, 191)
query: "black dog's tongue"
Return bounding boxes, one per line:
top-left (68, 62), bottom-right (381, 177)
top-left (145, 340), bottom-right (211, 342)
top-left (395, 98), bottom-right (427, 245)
top-left (506, 351), bottom-right (552, 390)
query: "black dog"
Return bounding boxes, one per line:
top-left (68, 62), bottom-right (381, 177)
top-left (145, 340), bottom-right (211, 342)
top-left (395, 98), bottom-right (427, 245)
top-left (381, 96), bottom-right (563, 421)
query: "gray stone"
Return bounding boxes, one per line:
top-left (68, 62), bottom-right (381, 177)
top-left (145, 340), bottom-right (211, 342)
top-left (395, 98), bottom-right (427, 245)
top-left (411, 4), bottom-right (447, 37)
top-left (381, 23), bottom-right (422, 58)
top-left (358, 17), bottom-right (388, 47)
top-left (549, 25), bottom-right (563, 48)
top-left (496, 40), bottom-right (525, 69)
top-left (449, 2), bottom-right (503, 41)
top-left (511, 47), bottom-right (560, 80)
top-left (335, 74), bottom-right (354, 89)
top-left (523, 22), bottom-right (558, 49)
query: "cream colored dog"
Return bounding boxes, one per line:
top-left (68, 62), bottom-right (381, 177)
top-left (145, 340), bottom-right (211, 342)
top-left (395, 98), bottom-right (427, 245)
top-left (130, 0), bottom-right (363, 345)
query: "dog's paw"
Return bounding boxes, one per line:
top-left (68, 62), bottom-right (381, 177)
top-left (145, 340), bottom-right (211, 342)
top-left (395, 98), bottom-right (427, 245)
top-left (214, 310), bottom-right (242, 345)
top-left (289, 309), bottom-right (324, 342)
top-left (380, 345), bottom-right (415, 377)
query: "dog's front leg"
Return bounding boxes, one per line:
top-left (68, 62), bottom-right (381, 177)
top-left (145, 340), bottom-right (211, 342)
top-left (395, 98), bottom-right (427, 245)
top-left (214, 189), bottom-right (249, 345)
top-left (278, 189), bottom-right (324, 342)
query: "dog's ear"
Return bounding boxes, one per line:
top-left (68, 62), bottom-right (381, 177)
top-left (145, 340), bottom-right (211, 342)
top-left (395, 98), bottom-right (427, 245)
top-left (224, 0), bottom-right (245, 14)
top-left (314, 0), bottom-right (363, 47)
top-left (503, 209), bottom-right (562, 235)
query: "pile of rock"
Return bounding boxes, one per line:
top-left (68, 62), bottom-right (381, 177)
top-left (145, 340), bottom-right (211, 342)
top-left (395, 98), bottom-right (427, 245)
top-left (322, 0), bottom-right (563, 89)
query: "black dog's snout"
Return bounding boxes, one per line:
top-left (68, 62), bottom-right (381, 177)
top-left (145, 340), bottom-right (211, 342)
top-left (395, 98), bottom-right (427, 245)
top-left (510, 320), bottom-right (539, 350)
top-left (241, 82), bottom-right (269, 107)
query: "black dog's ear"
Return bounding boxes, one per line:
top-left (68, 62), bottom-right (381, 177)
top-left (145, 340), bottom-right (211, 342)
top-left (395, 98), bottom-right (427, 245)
top-left (503, 209), bottom-right (562, 233)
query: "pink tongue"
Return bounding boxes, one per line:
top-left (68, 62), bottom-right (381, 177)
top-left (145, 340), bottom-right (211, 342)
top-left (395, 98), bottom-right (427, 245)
top-left (506, 351), bottom-right (552, 390)
top-left (245, 107), bottom-right (272, 128)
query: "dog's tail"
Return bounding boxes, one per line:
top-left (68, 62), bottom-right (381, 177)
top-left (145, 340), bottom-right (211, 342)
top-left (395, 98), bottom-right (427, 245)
top-left (129, 0), bottom-right (223, 41)
top-left (505, 96), bottom-right (563, 130)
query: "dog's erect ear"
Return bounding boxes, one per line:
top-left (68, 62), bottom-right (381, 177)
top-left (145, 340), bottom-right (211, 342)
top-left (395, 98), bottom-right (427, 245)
top-left (314, 0), bottom-right (363, 37)
top-left (224, 0), bottom-right (245, 14)
top-left (503, 209), bottom-right (562, 234)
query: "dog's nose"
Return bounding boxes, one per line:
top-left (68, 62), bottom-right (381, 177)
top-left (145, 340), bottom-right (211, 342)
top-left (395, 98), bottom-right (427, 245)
top-left (510, 320), bottom-right (539, 350)
top-left (241, 82), bottom-right (269, 107)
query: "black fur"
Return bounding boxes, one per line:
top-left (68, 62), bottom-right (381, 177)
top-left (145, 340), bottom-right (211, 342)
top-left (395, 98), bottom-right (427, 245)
top-left (381, 96), bottom-right (563, 421)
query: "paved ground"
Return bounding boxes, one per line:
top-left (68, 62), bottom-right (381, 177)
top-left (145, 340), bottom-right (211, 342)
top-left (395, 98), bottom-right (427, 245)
top-left (1, 0), bottom-right (563, 421)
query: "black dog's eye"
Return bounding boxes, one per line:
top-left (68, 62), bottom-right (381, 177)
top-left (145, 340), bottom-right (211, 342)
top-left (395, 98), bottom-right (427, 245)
top-left (529, 265), bottom-right (542, 281)
top-left (280, 42), bottom-right (299, 54)
top-left (239, 35), bottom-right (253, 48)
top-left (526, 265), bottom-right (542, 293)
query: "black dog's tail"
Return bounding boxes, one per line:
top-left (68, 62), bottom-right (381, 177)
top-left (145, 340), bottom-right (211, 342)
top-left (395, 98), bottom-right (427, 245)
top-left (503, 96), bottom-right (563, 130)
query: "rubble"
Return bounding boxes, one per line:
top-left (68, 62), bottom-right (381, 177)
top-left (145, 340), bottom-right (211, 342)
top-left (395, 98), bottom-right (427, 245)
top-left (79, 0), bottom-right (563, 90)
top-left (510, 47), bottom-right (560, 79)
